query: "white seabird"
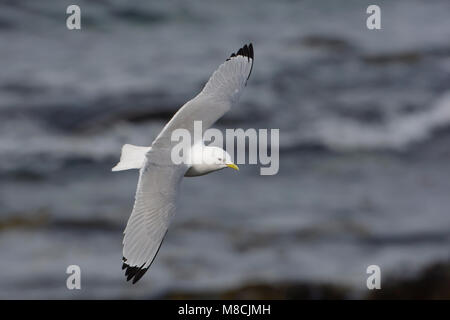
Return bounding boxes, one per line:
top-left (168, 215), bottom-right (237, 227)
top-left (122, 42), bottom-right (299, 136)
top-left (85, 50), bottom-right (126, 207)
top-left (112, 43), bottom-right (254, 283)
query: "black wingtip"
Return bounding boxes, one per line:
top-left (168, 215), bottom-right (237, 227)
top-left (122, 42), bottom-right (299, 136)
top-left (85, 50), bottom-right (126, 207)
top-left (225, 43), bottom-right (254, 83)
top-left (226, 43), bottom-right (254, 61)
top-left (122, 258), bottom-right (149, 284)
top-left (247, 43), bottom-right (254, 82)
top-left (248, 43), bottom-right (254, 60)
top-left (121, 231), bottom-right (168, 284)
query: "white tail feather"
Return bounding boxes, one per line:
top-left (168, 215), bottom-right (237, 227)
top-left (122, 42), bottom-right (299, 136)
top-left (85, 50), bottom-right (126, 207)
top-left (112, 144), bottom-right (151, 172)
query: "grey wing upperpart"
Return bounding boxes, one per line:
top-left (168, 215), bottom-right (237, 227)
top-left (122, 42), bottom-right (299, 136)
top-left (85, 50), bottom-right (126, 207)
top-left (151, 43), bottom-right (254, 150)
top-left (122, 162), bottom-right (184, 284)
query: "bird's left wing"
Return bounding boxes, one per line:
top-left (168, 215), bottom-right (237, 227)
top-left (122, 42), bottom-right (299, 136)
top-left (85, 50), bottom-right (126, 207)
top-left (122, 161), bottom-right (184, 284)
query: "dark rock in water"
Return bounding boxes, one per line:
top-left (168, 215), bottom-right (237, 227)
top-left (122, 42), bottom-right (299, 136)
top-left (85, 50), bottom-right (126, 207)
top-left (162, 282), bottom-right (350, 300)
top-left (399, 103), bottom-right (425, 115)
top-left (160, 261), bottom-right (450, 300)
top-left (337, 107), bottom-right (385, 124)
top-left (300, 35), bottom-right (354, 52)
top-left (72, 107), bottom-right (178, 134)
top-left (0, 211), bottom-right (49, 231)
top-left (2, 169), bottom-right (46, 182)
top-left (362, 46), bottom-right (450, 66)
top-left (1, 81), bottom-right (46, 95)
top-left (50, 218), bottom-right (121, 232)
top-left (278, 141), bottom-right (341, 156)
top-left (368, 262), bottom-right (450, 300)
top-left (110, 7), bottom-right (168, 24)
top-left (362, 52), bottom-right (422, 65)
top-left (0, 17), bottom-right (13, 30)
top-left (72, 90), bottom-right (183, 132)
top-left (426, 47), bottom-right (450, 58)
top-left (112, 108), bottom-right (177, 124)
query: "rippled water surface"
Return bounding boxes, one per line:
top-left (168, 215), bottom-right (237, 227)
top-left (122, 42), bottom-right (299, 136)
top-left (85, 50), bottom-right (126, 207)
top-left (0, 0), bottom-right (450, 298)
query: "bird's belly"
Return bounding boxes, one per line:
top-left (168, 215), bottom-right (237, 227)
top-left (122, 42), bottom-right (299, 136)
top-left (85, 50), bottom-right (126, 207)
top-left (184, 164), bottom-right (221, 177)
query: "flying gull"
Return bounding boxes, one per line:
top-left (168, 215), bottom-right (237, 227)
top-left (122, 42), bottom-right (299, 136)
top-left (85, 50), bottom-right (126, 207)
top-left (112, 43), bottom-right (254, 283)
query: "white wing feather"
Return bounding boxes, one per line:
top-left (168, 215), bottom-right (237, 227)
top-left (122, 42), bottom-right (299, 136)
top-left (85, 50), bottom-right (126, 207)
top-left (121, 44), bottom-right (253, 283)
top-left (151, 44), bottom-right (253, 149)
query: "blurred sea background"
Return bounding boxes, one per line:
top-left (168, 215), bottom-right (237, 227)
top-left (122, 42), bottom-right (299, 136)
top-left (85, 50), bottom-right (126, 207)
top-left (0, 0), bottom-right (450, 299)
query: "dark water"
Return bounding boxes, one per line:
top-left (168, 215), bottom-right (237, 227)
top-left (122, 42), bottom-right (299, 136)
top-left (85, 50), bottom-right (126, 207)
top-left (0, 0), bottom-right (449, 298)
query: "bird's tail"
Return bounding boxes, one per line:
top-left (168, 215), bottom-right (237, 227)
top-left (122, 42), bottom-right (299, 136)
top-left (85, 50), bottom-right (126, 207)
top-left (112, 144), bottom-right (151, 172)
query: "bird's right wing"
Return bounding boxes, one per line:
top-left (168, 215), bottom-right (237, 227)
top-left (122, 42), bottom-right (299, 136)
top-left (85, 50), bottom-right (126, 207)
top-left (151, 43), bottom-right (254, 150)
top-left (122, 160), bottom-right (184, 284)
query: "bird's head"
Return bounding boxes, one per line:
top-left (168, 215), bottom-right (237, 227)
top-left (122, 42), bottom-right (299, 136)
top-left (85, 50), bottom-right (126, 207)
top-left (202, 146), bottom-right (239, 172)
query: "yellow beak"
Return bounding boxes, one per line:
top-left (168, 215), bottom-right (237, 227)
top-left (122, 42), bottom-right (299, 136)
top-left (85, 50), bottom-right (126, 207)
top-left (226, 163), bottom-right (239, 171)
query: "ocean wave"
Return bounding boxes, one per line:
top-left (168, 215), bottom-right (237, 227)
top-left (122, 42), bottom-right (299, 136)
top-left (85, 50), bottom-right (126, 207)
top-left (281, 92), bottom-right (450, 152)
top-left (1, 92), bottom-right (450, 176)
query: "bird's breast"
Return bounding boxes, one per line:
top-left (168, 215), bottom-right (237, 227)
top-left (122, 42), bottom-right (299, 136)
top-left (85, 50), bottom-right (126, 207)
top-left (184, 163), bottom-right (222, 177)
